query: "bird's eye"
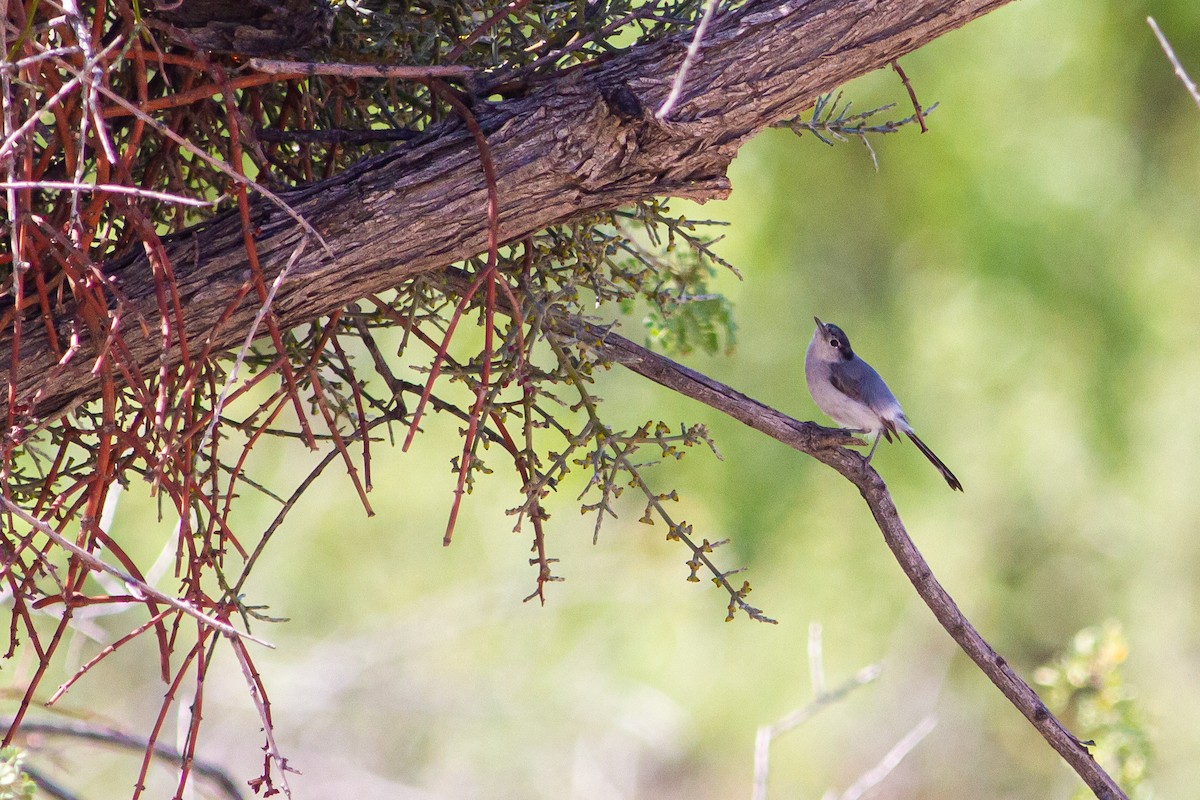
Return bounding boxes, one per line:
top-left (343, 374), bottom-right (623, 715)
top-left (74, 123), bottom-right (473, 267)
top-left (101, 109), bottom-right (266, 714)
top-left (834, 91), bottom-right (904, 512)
top-left (829, 338), bottom-right (840, 348)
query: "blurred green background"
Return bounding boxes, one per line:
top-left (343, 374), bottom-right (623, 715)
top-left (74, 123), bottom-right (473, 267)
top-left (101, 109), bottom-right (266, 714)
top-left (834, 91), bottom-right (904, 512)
top-left (14, 0), bottom-right (1200, 797)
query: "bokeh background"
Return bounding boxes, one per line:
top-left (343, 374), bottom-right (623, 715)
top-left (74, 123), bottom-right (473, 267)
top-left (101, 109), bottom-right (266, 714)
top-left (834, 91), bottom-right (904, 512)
top-left (9, 0), bottom-right (1200, 797)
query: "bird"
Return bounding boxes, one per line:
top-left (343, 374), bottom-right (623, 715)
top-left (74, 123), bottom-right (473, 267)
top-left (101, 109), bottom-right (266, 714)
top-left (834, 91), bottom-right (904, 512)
top-left (805, 317), bottom-right (962, 491)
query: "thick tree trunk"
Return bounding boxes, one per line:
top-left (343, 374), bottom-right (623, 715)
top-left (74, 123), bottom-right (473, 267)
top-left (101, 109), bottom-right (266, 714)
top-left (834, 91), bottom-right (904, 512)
top-left (5, 0), bottom-right (1012, 421)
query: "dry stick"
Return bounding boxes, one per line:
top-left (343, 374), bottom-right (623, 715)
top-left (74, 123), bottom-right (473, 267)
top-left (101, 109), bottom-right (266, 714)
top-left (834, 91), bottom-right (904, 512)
top-left (889, 59), bottom-right (928, 133)
top-left (838, 715), bottom-right (937, 800)
top-left (246, 59), bottom-right (473, 81)
top-left (752, 663), bottom-right (882, 800)
top-left (1147, 17), bottom-right (1200, 111)
top-left (4, 717), bottom-right (246, 800)
top-left (0, 37), bottom-right (125, 161)
top-left (656, 0), bottom-right (721, 120)
top-left (551, 317), bottom-right (1128, 800)
top-left (230, 634), bottom-right (295, 799)
top-left (0, 180), bottom-right (216, 206)
top-left (0, 497), bottom-right (272, 648)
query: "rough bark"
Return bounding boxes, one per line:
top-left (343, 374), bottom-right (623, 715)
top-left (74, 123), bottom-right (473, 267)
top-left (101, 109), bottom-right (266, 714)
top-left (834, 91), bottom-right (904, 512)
top-left (4, 0), bottom-right (1013, 421)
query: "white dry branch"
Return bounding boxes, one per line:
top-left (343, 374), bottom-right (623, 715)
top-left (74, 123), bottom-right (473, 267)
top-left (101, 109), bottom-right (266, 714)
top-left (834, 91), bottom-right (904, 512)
top-left (0, 180), bottom-right (218, 207)
top-left (825, 715), bottom-right (938, 800)
top-left (752, 623), bottom-right (883, 800)
top-left (655, 0), bottom-right (721, 120)
top-left (1148, 17), bottom-right (1200, 110)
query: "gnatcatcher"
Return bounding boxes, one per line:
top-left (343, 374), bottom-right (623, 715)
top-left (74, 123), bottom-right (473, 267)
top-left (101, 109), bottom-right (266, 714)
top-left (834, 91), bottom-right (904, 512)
top-left (805, 317), bottom-right (963, 491)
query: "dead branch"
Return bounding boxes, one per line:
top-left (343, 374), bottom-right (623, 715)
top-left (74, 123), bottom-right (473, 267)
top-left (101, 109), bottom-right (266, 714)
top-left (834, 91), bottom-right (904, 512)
top-left (551, 316), bottom-right (1129, 800)
top-left (5, 716), bottom-right (246, 800)
top-left (0, 496), bottom-right (272, 648)
top-left (1147, 17), bottom-right (1200, 110)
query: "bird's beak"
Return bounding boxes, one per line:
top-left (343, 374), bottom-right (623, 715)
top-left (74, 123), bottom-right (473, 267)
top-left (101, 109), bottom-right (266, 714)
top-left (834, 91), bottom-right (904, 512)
top-left (813, 316), bottom-right (825, 331)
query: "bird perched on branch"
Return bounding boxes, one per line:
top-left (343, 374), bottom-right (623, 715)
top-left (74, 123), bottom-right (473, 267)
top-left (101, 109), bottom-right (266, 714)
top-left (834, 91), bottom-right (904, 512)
top-left (805, 317), bottom-right (962, 491)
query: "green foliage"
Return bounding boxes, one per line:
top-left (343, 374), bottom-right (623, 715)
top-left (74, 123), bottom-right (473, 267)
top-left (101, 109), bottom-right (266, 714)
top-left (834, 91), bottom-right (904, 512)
top-left (773, 91), bottom-right (935, 169)
top-left (643, 291), bottom-right (736, 355)
top-left (637, 248), bottom-right (738, 356)
top-left (351, 199), bottom-right (765, 616)
top-left (1035, 622), bottom-right (1153, 798)
top-left (0, 749), bottom-right (35, 800)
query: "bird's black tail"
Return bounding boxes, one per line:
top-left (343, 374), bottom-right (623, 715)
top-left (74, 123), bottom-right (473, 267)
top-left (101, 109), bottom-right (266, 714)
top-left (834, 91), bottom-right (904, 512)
top-left (905, 432), bottom-right (963, 492)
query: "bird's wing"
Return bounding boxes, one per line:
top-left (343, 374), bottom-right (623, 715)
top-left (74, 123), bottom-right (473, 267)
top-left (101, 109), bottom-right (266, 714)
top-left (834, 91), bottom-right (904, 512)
top-left (829, 358), bottom-right (901, 415)
top-left (827, 360), bottom-right (869, 405)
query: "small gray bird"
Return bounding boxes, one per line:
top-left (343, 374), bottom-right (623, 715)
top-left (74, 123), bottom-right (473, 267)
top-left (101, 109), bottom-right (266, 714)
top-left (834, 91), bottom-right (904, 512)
top-left (805, 317), bottom-right (962, 491)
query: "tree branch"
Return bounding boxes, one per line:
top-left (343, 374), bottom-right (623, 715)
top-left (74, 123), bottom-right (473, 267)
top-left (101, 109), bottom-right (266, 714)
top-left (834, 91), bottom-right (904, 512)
top-left (4, 0), bottom-right (1013, 422)
top-left (551, 316), bottom-right (1128, 800)
top-left (5, 717), bottom-right (246, 800)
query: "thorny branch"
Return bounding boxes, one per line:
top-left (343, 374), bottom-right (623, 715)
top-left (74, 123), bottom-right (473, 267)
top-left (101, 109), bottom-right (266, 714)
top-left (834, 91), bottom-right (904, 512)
top-left (0, 497), bottom-right (270, 648)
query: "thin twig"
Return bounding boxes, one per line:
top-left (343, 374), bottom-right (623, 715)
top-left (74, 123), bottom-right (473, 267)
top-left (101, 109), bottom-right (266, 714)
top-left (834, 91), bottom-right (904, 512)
top-left (1147, 17), bottom-right (1200, 110)
top-left (4, 717), bottom-right (246, 799)
top-left (230, 634), bottom-right (296, 798)
top-left (74, 62), bottom-right (335, 258)
top-left (196, 238), bottom-right (308, 460)
top-left (0, 37), bottom-right (125, 162)
top-left (0, 180), bottom-right (216, 207)
top-left (753, 660), bottom-right (882, 800)
top-left (656, 0), bottom-right (720, 121)
top-left (0, 497), bottom-right (272, 648)
top-left (551, 315), bottom-right (1128, 800)
top-left (890, 59), bottom-right (928, 133)
top-left (247, 58), bottom-right (473, 81)
top-left (835, 715), bottom-right (937, 800)
top-left (444, 0), bottom-right (536, 62)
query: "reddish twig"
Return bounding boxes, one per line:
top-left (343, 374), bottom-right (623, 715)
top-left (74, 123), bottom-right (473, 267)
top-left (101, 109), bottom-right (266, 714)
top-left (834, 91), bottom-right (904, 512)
top-left (0, 496), bottom-right (271, 646)
top-left (100, 70), bottom-right (294, 117)
top-left (444, 0), bottom-right (536, 63)
top-left (47, 610), bottom-right (173, 705)
top-left (300, 314), bottom-right (375, 515)
top-left (400, 267), bottom-right (491, 454)
top-left (131, 634), bottom-right (205, 800)
top-left (330, 333), bottom-right (373, 492)
top-left (890, 59), bottom-right (928, 133)
top-left (406, 81), bottom-right (508, 545)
